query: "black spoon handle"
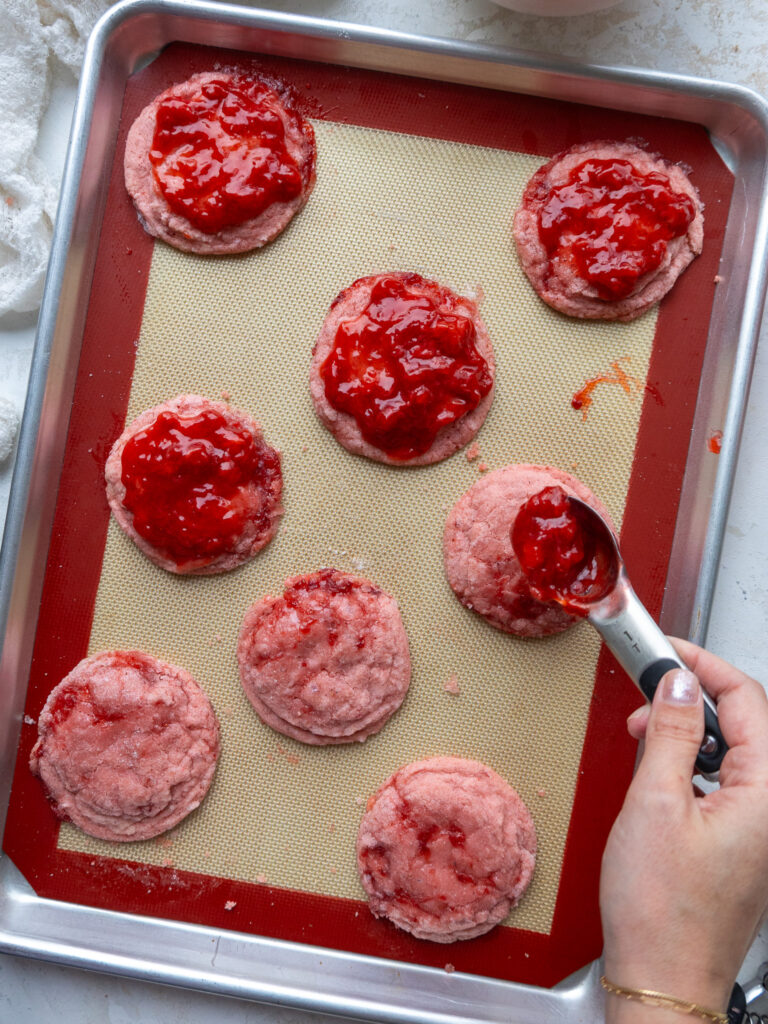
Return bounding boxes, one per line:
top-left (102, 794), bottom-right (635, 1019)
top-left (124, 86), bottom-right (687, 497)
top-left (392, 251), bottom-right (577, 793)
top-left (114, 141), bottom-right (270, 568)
top-left (638, 657), bottom-right (727, 776)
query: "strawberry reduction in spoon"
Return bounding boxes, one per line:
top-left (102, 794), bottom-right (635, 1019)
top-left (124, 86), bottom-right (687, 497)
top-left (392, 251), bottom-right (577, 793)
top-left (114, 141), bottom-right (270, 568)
top-left (511, 486), bottom-right (726, 777)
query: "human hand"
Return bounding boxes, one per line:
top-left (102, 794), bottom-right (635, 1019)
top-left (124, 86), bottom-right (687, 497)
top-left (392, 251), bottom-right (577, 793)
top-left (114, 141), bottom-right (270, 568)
top-left (599, 638), bottom-right (768, 1023)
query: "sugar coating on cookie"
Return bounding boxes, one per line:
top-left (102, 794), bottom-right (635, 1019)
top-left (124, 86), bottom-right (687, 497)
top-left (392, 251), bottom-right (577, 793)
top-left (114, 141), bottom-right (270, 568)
top-left (124, 71), bottom-right (316, 254)
top-left (310, 272), bottom-right (495, 465)
top-left (443, 463), bottom-right (614, 637)
top-left (29, 650), bottom-right (220, 842)
top-left (513, 140), bottom-right (703, 322)
top-left (237, 569), bottom-right (411, 745)
top-left (357, 757), bottom-right (536, 943)
top-left (106, 393), bottom-right (283, 575)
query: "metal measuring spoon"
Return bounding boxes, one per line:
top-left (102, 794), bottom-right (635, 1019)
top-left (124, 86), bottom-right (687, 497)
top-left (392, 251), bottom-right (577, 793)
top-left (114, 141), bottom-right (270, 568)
top-left (513, 492), bottom-right (727, 778)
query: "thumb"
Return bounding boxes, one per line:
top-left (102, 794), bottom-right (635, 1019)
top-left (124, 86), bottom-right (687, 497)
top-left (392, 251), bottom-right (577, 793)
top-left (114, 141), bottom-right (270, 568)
top-left (634, 668), bottom-right (704, 795)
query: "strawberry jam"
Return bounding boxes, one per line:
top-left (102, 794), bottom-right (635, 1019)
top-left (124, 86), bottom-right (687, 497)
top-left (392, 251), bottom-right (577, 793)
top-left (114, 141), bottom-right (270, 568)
top-left (149, 76), bottom-right (306, 234)
top-left (511, 486), bottom-right (616, 613)
top-left (320, 274), bottom-right (493, 460)
top-left (120, 408), bottom-right (280, 566)
top-left (538, 158), bottom-right (696, 301)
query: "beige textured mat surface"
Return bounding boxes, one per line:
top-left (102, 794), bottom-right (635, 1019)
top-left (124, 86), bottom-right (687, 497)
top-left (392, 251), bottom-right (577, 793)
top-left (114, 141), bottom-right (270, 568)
top-left (59, 119), bottom-right (657, 936)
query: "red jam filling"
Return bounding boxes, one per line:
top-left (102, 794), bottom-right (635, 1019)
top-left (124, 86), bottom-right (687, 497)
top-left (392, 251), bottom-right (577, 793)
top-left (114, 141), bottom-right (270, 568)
top-left (510, 485), bottom-right (616, 613)
top-left (320, 274), bottom-right (493, 460)
top-left (121, 408), bottom-right (280, 566)
top-left (538, 158), bottom-right (696, 301)
top-left (149, 76), bottom-right (305, 234)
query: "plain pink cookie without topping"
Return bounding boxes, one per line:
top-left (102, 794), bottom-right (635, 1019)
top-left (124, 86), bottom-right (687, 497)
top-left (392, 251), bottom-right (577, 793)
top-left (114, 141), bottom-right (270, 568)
top-left (443, 463), bottom-right (615, 637)
top-left (237, 569), bottom-right (411, 745)
top-left (29, 650), bottom-right (220, 842)
top-left (513, 140), bottom-right (703, 322)
top-left (105, 394), bottom-right (283, 576)
top-left (357, 757), bottom-right (536, 943)
top-left (310, 272), bottom-right (495, 466)
top-left (124, 71), bottom-right (316, 255)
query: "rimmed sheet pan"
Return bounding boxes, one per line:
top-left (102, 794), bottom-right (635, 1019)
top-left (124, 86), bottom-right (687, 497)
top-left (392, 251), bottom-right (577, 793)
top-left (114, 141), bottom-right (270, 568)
top-left (1, 2), bottom-right (767, 1021)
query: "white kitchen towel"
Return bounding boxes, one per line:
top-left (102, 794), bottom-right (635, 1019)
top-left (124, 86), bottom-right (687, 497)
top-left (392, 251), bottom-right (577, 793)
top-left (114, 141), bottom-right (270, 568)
top-left (1, 0), bottom-right (112, 316)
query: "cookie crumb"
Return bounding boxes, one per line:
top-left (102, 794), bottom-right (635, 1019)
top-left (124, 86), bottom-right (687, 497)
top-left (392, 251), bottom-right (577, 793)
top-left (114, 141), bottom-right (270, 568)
top-left (224, 900), bottom-right (237, 910)
top-left (443, 674), bottom-right (460, 695)
top-left (465, 442), bottom-right (480, 462)
top-left (477, 462), bottom-right (489, 472)
top-left (537, 788), bottom-right (547, 797)
top-left (444, 963), bottom-right (456, 974)
top-left (24, 714), bottom-right (36, 725)
top-left (256, 874), bottom-right (267, 884)
top-left (714, 274), bottom-right (723, 283)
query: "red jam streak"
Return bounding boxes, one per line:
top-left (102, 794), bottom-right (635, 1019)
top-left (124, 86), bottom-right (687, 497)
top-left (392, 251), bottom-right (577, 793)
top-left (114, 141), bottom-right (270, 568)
top-left (149, 76), bottom-right (304, 234)
top-left (121, 409), bottom-right (280, 565)
top-left (571, 358), bottom-right (663, 422)
top-left (285, 568), bottom-right (377, 603)
top-left (320, 274), bottom-right (493, 460)
top-left (47, 655), bottom-right (154, 730)
top-left (539, 158), bottom-right (696, 301)
top-left (511, 486), bottom-right (617, 614)
top-left (416, 823), bottom-right (466, 858)
top-left (280, 569), bottom-right (376, 638)
top-left (708, 429), bottom-right (723, 454)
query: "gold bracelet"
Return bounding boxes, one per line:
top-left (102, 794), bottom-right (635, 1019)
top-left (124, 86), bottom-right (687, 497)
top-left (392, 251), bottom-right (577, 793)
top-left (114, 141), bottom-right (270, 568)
top-left (600, 976), bottom-right (729, 1024)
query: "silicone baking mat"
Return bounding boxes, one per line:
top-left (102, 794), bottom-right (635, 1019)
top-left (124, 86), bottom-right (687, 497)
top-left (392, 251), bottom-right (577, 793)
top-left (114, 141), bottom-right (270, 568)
top-left (3, 43), bottom-right (732, 987)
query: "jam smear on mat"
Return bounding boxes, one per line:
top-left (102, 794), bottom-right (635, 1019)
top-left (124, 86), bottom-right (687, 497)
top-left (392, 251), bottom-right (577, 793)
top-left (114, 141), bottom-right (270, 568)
top-left (708, 429), bottom-right (723, 454)
top-left (149, 76), bottom-right (304, 233)
top-left (571, 357), bottom-right (662, 421)
top-left (538, 158), bottom-right (696, 301)
top-left (511, 485), bottom-right (616, 613)
top-left (121, 409), bottom-right (279, 565)
top-left (320, 273), bottom-right (493, 460)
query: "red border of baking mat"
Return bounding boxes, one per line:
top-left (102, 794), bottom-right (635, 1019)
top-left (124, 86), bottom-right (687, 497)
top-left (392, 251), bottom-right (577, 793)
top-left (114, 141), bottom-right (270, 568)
top-left (3, 44), bottom-right (733, 987)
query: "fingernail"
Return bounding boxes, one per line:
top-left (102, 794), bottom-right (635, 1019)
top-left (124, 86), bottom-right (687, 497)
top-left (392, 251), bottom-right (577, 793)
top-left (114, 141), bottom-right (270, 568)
top-left (661, 668), bottom-right (700, 705)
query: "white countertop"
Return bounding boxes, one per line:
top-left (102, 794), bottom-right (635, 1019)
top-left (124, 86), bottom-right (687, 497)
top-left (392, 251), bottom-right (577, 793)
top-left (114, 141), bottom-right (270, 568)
top-left (2, 0), bottom-right (767, 1019)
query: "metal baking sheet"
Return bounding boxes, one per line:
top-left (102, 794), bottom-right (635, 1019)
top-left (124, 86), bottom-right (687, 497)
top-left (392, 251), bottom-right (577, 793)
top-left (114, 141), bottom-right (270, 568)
top-left (1, 1), bottom-right (767, 1020)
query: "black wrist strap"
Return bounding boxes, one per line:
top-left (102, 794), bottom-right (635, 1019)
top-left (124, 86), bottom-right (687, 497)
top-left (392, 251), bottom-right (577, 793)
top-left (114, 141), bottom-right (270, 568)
top-left (728, 982), bottom-right (747, 1024)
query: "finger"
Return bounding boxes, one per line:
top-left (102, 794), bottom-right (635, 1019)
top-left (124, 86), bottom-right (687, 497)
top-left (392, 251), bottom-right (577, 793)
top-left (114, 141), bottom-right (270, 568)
top-left (627, 704), bottom-right (649, 740)
top-left (670, 637), bottom-right (768, 779)
top-left (633, 668), bottom-right (703, 798)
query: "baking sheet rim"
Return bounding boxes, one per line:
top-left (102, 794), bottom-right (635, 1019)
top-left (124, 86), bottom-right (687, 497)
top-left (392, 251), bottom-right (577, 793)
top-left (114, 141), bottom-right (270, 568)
top-left (2, 1), bottom-right (768, 1021)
